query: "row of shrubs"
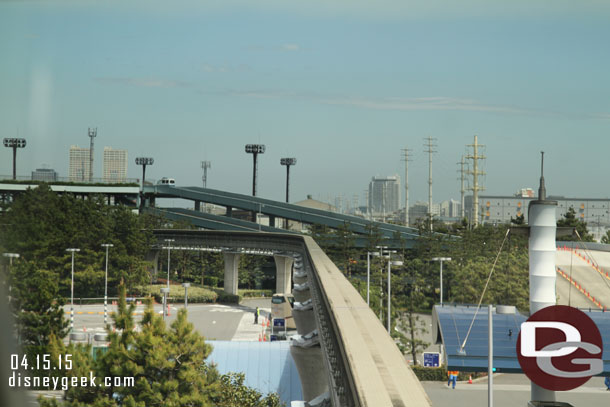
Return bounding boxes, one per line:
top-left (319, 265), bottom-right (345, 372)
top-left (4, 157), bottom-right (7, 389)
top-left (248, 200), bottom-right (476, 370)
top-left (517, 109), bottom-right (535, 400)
top-left (411, 366), bottom-right (479, 382)
top-left (133, 285), bottom-right (274, 304)
top-left (135, 285), bottom-right (219, 304)
top-left (239, 289), bottom-right (274, 298)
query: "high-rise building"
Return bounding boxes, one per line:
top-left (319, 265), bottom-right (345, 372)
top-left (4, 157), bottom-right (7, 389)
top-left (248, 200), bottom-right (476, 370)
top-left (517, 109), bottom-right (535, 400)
top-left (31, 168), bottom-right (58, 182)
top-left (368, 175), bottom-right (401, 216)
top-left (69, 145), bottom-right (90, 181)
top-left (440, 199), bottom-right (461, 218)
top-left (103, 147), bottom-right (128, 183)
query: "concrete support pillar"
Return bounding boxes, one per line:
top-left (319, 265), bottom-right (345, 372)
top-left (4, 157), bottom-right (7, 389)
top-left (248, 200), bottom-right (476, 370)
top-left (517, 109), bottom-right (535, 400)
top-left (223, 252), bottom-right (240, 295)
top-left (274, 255), bottom-right (293, 294)
top-left (195, 200), bottom-right (201, 211)
top-left (269, 215), bottom-right (276, 228)
top-left (290, 345), bottom-right (329, 402)
top-left (225, 206), bottom-right (233, 217)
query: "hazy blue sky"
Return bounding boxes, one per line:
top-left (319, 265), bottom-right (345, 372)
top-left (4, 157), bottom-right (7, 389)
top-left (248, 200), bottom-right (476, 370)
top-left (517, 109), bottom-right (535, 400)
top-left (1, 1), bottom-right (610, 206)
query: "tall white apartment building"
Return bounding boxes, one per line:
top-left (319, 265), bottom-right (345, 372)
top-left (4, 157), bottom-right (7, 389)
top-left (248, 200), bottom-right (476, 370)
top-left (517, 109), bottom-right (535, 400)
top-left (69, 145), bottom-right (90, 181)
top-left (103, 147), bottom-right (128, 183)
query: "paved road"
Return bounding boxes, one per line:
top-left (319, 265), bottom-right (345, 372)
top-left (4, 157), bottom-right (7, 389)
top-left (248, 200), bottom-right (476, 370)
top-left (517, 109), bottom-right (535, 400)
top-left (422, 373), bottom-right (610, 407)
top-left (63, 298), bottom-right (273, 341)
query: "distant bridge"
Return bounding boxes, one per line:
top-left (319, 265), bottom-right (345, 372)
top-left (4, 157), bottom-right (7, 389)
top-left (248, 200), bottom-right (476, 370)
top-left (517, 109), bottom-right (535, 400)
top-left (144, 185), bottom-right (422, 248)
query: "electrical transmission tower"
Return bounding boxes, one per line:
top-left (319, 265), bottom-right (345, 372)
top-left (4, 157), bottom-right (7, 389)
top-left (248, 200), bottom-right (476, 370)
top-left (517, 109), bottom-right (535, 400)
top-left (423, 137), bottom-right (437, 231)
top-left (201, 161), bottom-right (211, 188)
top-left (466, 135), bottom-right (486, 227)
top-left (401, 147), bottom-right (412, 227)
top-left (88, 128), bottom-right (97, 182)
top-left (458, 156), bottom-right (467, 219)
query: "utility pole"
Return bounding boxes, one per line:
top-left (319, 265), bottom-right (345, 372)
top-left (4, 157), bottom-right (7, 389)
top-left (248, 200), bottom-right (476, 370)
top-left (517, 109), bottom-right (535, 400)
top-left (88, 128), bottom-right (97, 182)
top-left (458, 156), bottom-right (466, 219)
top-left (201, 161), bottom-right (211, 188)
top-left (401, 148), bottom-right (412, 227)
top-left (466, 135), bottom-right (486, 227)
top-left (423, 137), bottom-right (437, 231)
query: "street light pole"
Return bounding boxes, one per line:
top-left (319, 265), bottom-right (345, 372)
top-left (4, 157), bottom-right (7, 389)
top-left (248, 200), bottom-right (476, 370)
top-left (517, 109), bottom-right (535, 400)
top-left (366, 251), bottom-right (380, 306)
top-left (245, 144), bottom-right (266, 197)
top-left (101, 244), bottom-right (113, 325)
top-left (135, 157), bottom-right (154, 211)
top-left (164, 239), bottom-right (174, 318)
top-left (432, 257), bottom-right (451, 306)
top-left (3, 138), bottom-right (27, 180)
top-left (387, 258), bottom-right (403, 334)
top-left (66, 248), bottom-right (80, 332)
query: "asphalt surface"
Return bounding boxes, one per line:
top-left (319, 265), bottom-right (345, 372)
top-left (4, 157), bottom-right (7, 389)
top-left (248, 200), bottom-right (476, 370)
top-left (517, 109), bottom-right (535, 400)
top-left (62, 298), bottom-right (272, 341)
top-left (422, 373), bottom-right (610, 407)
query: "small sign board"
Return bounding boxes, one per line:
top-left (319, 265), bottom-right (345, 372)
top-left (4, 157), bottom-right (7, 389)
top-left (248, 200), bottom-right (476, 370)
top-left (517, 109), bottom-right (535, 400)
top-left (423, 352), bottom-right (440, 367)
top-left (273, 318), bottom-right (285, 328)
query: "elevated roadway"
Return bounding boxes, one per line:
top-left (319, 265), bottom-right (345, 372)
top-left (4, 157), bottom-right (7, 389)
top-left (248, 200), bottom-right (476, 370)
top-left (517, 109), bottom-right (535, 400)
top-left (150, 229), bottom-right (432, 407)
top-left (144, 185), bottom-right (422, 247)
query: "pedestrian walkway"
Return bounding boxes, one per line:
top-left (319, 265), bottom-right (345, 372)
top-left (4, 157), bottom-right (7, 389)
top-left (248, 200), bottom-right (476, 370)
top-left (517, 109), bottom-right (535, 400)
top-left (231, 307), bottom-right (271, 341)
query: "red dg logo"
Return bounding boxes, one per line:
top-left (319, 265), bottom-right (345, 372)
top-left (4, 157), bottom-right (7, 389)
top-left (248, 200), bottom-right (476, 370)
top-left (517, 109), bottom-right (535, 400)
top-left (517, 305), bottom-right (603, 391)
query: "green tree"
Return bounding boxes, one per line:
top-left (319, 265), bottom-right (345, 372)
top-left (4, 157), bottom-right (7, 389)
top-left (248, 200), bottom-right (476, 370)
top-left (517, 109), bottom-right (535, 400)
top-left (41, 284), bottom-right (283, 407)
top-left (557, 207), bottom-right (594, 242)
top-left (8, 260), bottom-right (68, 360)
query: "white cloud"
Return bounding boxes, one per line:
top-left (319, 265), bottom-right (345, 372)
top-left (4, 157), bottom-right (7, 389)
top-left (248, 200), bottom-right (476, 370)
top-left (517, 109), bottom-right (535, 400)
top-left (94, 77), bottom-right (190, 88)
top-left (280, 44), bottom-right (300, 52)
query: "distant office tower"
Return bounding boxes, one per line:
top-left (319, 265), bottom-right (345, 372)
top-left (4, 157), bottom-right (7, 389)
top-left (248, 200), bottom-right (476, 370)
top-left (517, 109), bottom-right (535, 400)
top-left (69, 145), bottom-right (91, 181)
top-left (103, 147), bottom-right (128, 183)
top-left (368, 176), bottom-right (401, 216)
top-left (440, 199), bottom-right (461, 218)
top-left (32, 168), bottom-right (58, 182)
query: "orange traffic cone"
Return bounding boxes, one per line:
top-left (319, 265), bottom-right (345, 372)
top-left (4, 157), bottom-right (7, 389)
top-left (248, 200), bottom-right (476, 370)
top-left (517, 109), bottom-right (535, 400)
top-left (258, 333), bottom-right (262, 342)
top-left (267, 319), bottom-right (270, 327)
top-left (263, 334), bottom-right (267, 342)
top-left (468, 376), bottom-right (473, 384)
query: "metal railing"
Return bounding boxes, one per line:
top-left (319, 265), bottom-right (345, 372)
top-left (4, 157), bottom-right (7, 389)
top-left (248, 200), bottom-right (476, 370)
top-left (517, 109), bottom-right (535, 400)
top-left (0, 175), bottom-right (140, 185)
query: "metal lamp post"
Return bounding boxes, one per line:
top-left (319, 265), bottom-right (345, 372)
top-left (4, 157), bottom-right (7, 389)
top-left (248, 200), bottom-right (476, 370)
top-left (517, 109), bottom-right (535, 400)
top-left (280, 158), bottom-right (296, 229)
top-left (3, 138), bottom-right (26, 180)
top-left (245, 144), bottom-right (265, 196)
top-left (280, 158), bottom-right (296, 203)
top-left (66, 248), bottom-right (80, 331)
top-left (135, 157), bottom-right (154, 188)
top-left (101, 244), bottom-right (113, 325)
top-left (366, 251), bottom-right (380, 306)
top-left (387, 258), bottom-right (403, 334)
top-left (135, 157), bottom-right (154, 210)
top-left (432, 257), bottom-right (451, 306)
top-left (164, 239), bottom-right (174, 317)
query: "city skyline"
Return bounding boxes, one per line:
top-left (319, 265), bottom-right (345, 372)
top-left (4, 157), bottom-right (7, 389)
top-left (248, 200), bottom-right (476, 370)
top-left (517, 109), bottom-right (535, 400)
top-left (2, 1), bottom-right (610, 205)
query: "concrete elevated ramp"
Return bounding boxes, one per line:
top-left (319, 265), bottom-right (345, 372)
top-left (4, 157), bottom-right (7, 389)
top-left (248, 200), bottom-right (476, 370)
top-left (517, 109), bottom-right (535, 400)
top-left (151, 230), bottom-right (432, 406)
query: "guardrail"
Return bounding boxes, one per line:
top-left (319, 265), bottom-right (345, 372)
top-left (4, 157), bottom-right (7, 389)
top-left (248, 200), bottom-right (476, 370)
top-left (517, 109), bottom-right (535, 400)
top-left (0, 175), bottom-right (140, 184)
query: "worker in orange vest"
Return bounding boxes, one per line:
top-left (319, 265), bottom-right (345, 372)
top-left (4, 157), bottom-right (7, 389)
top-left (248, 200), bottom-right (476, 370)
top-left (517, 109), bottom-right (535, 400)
top-left (447, 370), bottom-right (458, 389)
